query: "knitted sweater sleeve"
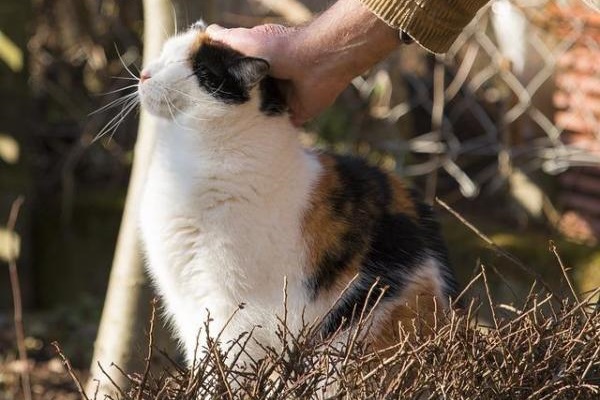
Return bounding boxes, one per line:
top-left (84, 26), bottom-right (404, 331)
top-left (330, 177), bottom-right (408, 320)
top-left (359, 0), bottom-right (490, 53)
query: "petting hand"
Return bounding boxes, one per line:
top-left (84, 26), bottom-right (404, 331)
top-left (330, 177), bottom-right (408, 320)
top-left (207, 24), bottom-right (352, 126)
top-left (207, 0), bottom-right (400, 125)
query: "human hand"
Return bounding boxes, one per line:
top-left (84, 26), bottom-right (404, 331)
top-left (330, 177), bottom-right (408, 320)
top-left (207, 0), bottom-right (400, 125)
top-left (207, 24), bottom-right (352, 126)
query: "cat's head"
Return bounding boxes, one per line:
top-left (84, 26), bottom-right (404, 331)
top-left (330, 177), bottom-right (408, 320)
top-left (138, 21), bottom-right (286, 123)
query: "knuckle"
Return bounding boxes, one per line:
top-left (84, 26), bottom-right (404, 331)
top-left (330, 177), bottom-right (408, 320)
top-left (255, 24), bottom-right (289, 36)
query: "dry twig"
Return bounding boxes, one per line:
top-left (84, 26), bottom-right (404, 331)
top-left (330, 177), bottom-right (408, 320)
top-left (436, 197), bottom-right (556, 294)
top-left (52, 341), bottom-right (90, 400)
top-left (6, 196), bottom-right (32, 400)
top-left (136, 298), bottom-right (158, 400)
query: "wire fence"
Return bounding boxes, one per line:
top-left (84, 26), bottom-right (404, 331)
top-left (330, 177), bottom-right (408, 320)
top-left (329, 0), bottom-right (600, 240)
top-left (350, 1), bottom-right (595, 180)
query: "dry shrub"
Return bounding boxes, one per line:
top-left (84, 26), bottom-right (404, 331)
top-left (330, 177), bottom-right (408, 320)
top-left (48, 204), bottom-right (599, 399)
top-left (67, 275), bottom-right (600, 400)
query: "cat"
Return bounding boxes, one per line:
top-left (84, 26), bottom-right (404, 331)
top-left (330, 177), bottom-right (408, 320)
top-left (137, 20), bottom-right (459, 366)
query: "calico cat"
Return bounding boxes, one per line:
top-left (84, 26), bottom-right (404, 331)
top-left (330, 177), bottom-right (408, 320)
top-left (138, 21), bottom-right (458, 365)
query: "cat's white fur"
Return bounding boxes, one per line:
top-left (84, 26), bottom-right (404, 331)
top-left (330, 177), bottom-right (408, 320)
top-left (139, 30), bottom-right (330, 362)
top-left (138, 28), bottom-right (446, 364)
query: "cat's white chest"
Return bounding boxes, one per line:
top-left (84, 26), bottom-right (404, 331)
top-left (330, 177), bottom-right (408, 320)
top-left (138, 122), bottom-right (322, 360)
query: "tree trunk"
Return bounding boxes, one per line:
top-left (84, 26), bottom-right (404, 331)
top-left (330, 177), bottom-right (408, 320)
top-left (86, 0), bottom-right (177, 397)
top-left (87, 1), bottom-right (216, 396)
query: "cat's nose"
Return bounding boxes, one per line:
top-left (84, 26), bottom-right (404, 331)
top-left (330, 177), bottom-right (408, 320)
top-left (140, 70), bottom-right (151, 83)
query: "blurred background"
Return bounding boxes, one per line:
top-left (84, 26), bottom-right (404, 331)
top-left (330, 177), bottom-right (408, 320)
top-left (1, 0), bottom-right (599, 398)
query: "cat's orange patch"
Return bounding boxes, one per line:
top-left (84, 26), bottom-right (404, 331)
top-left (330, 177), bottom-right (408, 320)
top-left (302, 154), bottom-right (421, 297)
top-left (189, 32), bottom-right (217, 61)
top-left (303, 155), bottom-right (359, 280)
top-left (373, 267), bottom-right (447, 351)
top-left (388, 176), bottom-right (417, 219)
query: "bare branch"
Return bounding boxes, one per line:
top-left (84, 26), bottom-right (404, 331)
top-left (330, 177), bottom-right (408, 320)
top-left (6, 196), bottom-right (31, 400)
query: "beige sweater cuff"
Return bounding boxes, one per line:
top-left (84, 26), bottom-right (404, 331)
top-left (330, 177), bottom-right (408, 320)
top-left (360, 0), bottom-right (490, 53)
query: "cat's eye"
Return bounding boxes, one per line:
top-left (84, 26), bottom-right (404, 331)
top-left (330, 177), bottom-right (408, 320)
top-left (192, 62), bottom-right (219, 78)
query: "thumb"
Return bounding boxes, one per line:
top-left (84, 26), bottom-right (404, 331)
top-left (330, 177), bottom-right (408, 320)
top-left (206, 25), bottom-right (259, 55)
top-left (205, 24), bottom-right (226, 36)
top-left (206, 24), bottom-right (246, 47)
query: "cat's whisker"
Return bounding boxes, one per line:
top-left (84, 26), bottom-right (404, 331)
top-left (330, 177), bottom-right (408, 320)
top-left (100, 99), bottom-right (139, 140)
top-left (114, 43), bottom-right (139, 81)
top-left (97, 84), bottom-right (139, 97)
top-left (185, 70), bottom-right (226, 96)
top-left (163, 94), bottom-right (211, 123)
top-left (207, 80), bottom-right (229, 98)
top-left (169, 0), bottom-right (178, 36)
top-left (90, 92), bottom-right (138, 116)
top-left (93, 97), bottom-right (139, 142)
top-left (112, 76), bottom-right (140, 81)
top-left (90, 95), bottom-right (136, 118)
top-left (170, 94), bottom-right (223, 118)
top-left (163, 95), bottom-right (197, 131)
top-left (153, 80), bottom-right (224, 108)
top-left (162, 86), bottom-right (223, 108)
top-left (94, 107), bottom-right (131, 141)
top-left (107, 102), bottom-right (139, 143)
top-left (183, 72), bottom-right (238, 98)
top-left (168, 100), bottom-right (211, 123)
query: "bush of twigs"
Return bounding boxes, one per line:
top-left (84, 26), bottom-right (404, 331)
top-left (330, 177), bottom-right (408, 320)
top-left (45, 203), bottom-right (599, 400)
top-left (59, 273), bottom-right (600, 400)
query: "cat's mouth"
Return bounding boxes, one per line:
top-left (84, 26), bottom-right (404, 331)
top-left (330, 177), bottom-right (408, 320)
top-left (138, 82), bottom-right (182, 120)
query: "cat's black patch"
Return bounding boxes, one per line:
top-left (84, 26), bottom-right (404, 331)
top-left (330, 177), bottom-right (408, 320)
top-left (193, 43), bottom-right (251, 104)
top-left (319, 212), bottom-right (428, 336)
top-left (304, 155), bottom-right (456, 337)
top-left (192, 41), bottom-right (287, 116)
top-left (412, 193), bottom-right (460, 302)
top-left (259, 77), bottom-right (287, 116)
top-left (307, 228), bottom-right (370, 296)
top-left (193, 42), bottom-right (269, 104)
top-left (306, 156), bottom-right (392, 297)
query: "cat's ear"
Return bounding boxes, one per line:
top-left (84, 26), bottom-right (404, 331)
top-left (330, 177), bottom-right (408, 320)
top-left (228, 57), bottom-right (270, 88)
top-left (191, 19), bottom-right (207, 31)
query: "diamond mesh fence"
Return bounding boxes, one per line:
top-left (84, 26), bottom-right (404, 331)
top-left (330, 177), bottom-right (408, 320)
top-left (324, 0), bottom-right (600, 241)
